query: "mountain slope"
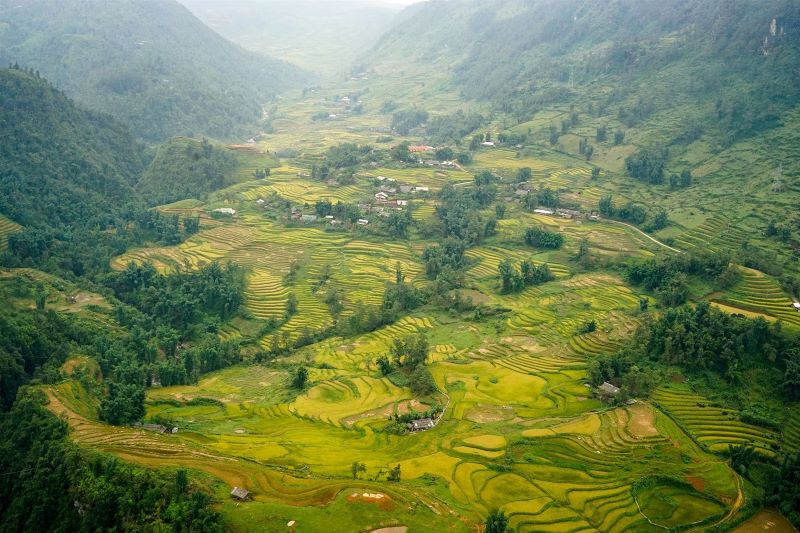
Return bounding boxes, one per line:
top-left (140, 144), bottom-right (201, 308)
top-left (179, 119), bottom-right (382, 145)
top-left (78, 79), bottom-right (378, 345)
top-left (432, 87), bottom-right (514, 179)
top-left (0, 0), bottom-right (309, 142)
top-left (0, 67), bottom-right (144, 229)
top-left (368, 0), bottom-right (799, 141)
top-left (180, 0), bottom-right (397, 77)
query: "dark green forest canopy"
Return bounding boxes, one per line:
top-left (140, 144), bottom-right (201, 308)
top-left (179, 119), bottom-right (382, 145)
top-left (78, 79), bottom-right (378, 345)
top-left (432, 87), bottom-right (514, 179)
top-left (0, 68), bottom-right (143, 229)
top-left (137, 138), bottom-right (238, 206)
top-left (0, 0), bottom-right (309, 141)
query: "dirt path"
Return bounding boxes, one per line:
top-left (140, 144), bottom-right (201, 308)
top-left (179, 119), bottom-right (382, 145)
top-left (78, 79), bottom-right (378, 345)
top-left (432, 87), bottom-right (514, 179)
top-left (607, 219), bottom-right (684, 253)
top-left (703, 473), bottom-right (746, 532)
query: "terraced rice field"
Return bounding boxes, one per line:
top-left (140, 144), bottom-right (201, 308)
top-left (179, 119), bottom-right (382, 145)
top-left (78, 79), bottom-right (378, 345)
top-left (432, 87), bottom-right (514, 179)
top-left (783, 406), bottom-right (800, 453)
top-left (652, 385), bottom-right (779, 457)
top-left (714, 267), bottom-right (800, 328)
top-left (0, 215), bottom-right (21, 250)
top-left (671, 214), bottom-right (749, 255)
top-left (112, 215), bottom-right (426, 342)
top-left (471, 149), bottom-right (561, 175)
top-left (369, 166), bottom-right (474, 188)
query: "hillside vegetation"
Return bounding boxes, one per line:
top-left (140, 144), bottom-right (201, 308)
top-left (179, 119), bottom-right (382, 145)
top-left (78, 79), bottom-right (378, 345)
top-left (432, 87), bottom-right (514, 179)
top-left (137, 138), bottom-right (239, 206)
top-left (0, 0), bottom-right (308, 141)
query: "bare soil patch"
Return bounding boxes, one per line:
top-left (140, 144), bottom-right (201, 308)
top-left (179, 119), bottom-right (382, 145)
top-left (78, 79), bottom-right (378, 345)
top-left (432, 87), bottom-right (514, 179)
top-left (628, 404), bottom-right (659, 438)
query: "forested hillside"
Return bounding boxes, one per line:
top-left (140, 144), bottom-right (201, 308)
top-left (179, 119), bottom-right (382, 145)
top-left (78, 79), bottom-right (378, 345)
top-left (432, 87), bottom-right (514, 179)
top-left (370, 0), bottom-right (799, 146)
top-left (0, 67), bottom-right (143, 229)
top-left (0, 67), bottom-right (204, 278)
top-left (0, 0), bottom-right (308, 141)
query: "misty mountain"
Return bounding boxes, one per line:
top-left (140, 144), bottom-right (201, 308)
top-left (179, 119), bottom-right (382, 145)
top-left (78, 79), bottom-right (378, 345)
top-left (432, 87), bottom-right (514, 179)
top-left (0, 0), bottom-right (309, 142)
top-left (180, 0), bottom-right (397, 76)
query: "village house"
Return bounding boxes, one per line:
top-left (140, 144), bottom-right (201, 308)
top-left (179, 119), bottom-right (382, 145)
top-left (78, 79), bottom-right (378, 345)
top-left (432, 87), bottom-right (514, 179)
top-left (414, 186), bottom-right (429, 193)
top-left (399, 185), bottom-right (414, 194)
top-left (213, 207), bottom-right (236, 216)
top-left (515, 188), bottom-right (529, 197)
top-left (374, 191), bottom-right (389, 202)
top-left (597, 382), bottom-right (620, 401)
top-left (230, 487), bottom-right (250, 501)
top-left (481, 141), bottom-right (496, 147)
top-left (255, 198), bottom-right (265, 206)
top-left (379, 185), bottom-right (398, 194)
top-left (793, 302), bottom-right (800, 312)
top-left (408, 418), bottom-right (435, 432)
top-left (589, 211), bottom-right (601, 221)
top-left (556, 208), bottom-right (582, 219)
top-left (357, 218), bottom-right (369, 226)
top-left (397, 200), bottom-right (409, 207)
top-left (533, 208), bottom-right (555, 216)
top-left (291, 208), bottom-right (302, 220)
top-left (300, 214), bottom-right (318, 224)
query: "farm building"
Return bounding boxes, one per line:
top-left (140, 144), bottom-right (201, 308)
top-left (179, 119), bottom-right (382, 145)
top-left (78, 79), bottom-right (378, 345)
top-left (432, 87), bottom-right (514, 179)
top-left (557, 208), bottom-right (582, 219)
top-left (213, 208), bottom-right (236, 216)
top-left (597, 382), bottom-right (620, 399)
top-left (533, 208), bottom-right (555, 215)
top-left (408, 418), bottom-right (435, 432)
top-left (230, 487), bottom-right (250, 501)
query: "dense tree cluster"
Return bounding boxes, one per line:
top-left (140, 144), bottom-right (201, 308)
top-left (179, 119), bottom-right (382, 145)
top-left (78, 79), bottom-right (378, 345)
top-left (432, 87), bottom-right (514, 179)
top-left (625, 147), bottom-right (668, 184)
top-left (311, 143), bottom-right (380, 184)
top-left (498, 259), bottom-right (555, 294)
top-left (624, 253), bottom-right (740, 306)
top-left (391, 109), bottom-right (429, 135)
top-left (137, 138), bottom-right (238, 206)
top-left (107, 261), bottom-right (246, 331)
top-left (524, 226), bottom-right (565, 249)
top-left (425, 111), bottom-right (484, 145)
top-left (618, 302), bottom-right (798, 389)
